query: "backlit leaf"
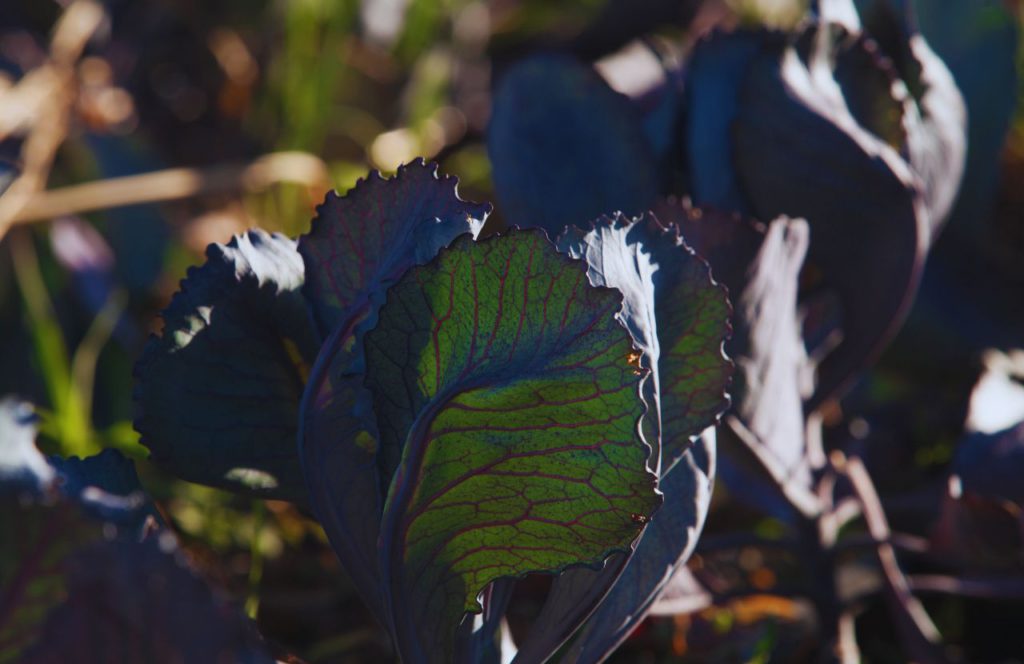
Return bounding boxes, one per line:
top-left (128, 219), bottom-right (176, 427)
top-left (366, 230), bottom-right (659, 662)
top-left (298, 161), bottom-right (489, 625)
top-left (561, 430), bottom-right (715, 664)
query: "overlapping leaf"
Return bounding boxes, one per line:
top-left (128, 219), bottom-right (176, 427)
top-left (297, 161), bottom-right (489, 625)
top-left (558, 213), bottom-right (731, 470)
top-left (857, 0), bottom-right (1015, 233)
top-left (684, 17), bottom-right (944, 408)
top-left (488, 54), bottom-right (659, 235)
top-left (656, 201), bottom-right (817, 514)
top-left (364, 229), bottom-right (660, 662)
top-left (562, 429), bottom-right (715, 663)
top-left (517, 213), bottom-right (727, 663)
top-left (298, 159), bottom-right (490, 335)
top-left (134, 230), bottom-right (320, 502)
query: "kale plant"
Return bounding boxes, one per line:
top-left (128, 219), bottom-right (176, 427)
top-left (2, 0), bottom-right (1020, 661)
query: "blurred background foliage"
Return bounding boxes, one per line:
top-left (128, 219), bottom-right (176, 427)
top-left (0, 0), bottom-right (1021, 661)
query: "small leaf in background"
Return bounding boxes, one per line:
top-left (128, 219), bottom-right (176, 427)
top-left (365, 230), bottom-right (659, 662)
top-left (297, 160), bottom-right (489, 625)
top-left (730, 22), bottom-right (926, 408)
top-left (488, 54), bottom-right (659, 236)
top-left (49, 448), bottom-right (160, 532)
top-left (134, 230), bottom-right (319, 503)
top-left (724, 218), bottom-right (814, 488)
top-left (0, 398), bottom-right (54, 493)
top-left (952, 349), bottom-right (1024, 505)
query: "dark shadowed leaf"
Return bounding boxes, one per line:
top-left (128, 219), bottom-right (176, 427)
top-left (1, 418), bottom-right (273, 663)
top-left (488, 55), bottom-right (659, 235)
top-left (810, 2), bottom-right (967, 234)
top-left (0, 398), bottom-right (54, 494)
top-left (857, 0), bottom-right (1016, 235)
top-left (50, 449), bottom-right (160, 533)
top-left (683, 29), bottom-right (775, 214)
top-left (650, 198), bottom-right (765, 295)
top-left (561, 429), bottom-right (715, 664)
top-left (0, 497), bottom-right (100, 660)
top-left (297, 161), bottom-right (489, 626)
top-left (731, 23), bottom-right (926, 408)
top-left (134, 230), bottom-right (320, 502)
top-left (298, 159), bottom-right (489, 336)
top-left (20, 538), bottom-right (274, 664)
top-left (365, 230), bottom-right (659, 663)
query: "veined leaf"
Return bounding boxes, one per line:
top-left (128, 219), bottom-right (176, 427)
top-left (365, 230), bottom-right (660, 662)
top-left (513, 214), bottom-right (728, 663)
top-left (0, 499), bottom-right (99, 662)
top-left (658, 201), bottom-right (818, 506)
top-left (134, 230), bottom-right (319, 502)
top-left (298, 161), bottom-right (489, 625)
top-left (561, 429), bottom-right (715, 664)
top-left (558, 213), bottom-right (731, 470)
top-left (488, 54), bottom-right (658, 235)
top-left (298, 159), bottom-right (490, 336)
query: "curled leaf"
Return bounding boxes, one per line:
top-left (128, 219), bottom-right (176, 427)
top-left (298, 159), bottom-right (490, 336)
top-left (730, 23), bottom-right (926, 408)
top-left (561, 429), bottom-right (716, 664)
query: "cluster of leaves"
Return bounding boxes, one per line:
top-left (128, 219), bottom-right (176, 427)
top-left (130, 157), bottom-right (732, 663)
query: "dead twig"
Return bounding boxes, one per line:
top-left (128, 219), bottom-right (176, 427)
top-left (6, 152), bottom-right (331, 225)
top-left (0, 1), bottom-right (105, 241)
